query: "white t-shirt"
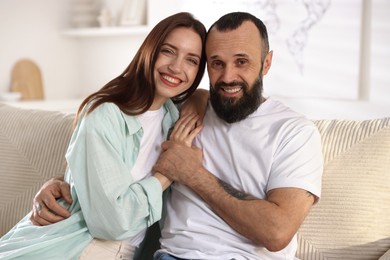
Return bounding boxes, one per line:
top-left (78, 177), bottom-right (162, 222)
top-left (131, 108), bottom-right (165, 182)
top-left (158, 98), bottom-right (323, 259)
top-left (125, 107), bottom-right (164, 247)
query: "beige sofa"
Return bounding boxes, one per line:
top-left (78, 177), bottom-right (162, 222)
top-left (1, 102), bottom-right (389, 259)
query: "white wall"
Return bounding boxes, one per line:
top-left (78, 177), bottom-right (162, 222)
top-left (0, 0), bottom-right (80, 99)
top-left (75, 35), bottom-right (146, 97)
top-left (0, 0), bottom-right (389, 120)
top-left (73, 0), bottom-right (148, 97)
top-left (275, 0), bottom-right (390, 120)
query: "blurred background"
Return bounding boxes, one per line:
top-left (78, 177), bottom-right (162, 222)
top-left (0, 0), bottom-right (389, 119)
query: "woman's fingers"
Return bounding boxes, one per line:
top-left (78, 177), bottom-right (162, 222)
top-left (170, 113), bottom-right (202, 147)
top-left (174, 113), bottom-right (199, 131)
top-left (172, 113), bottom-right (198, 136)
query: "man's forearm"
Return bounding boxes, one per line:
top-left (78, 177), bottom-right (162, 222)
top-left (185, 167), bottom-right (307, 251)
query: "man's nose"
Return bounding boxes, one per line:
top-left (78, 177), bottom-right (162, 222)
top-left (220, 64), bottom-right (237, 82)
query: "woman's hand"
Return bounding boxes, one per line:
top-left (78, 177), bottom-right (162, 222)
top-left (154, 172), bottom-right (172, 191)
top-left (169, 113), bottom-right (203, 147)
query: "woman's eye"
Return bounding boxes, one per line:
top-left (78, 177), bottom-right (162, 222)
top-left (187, 58), bottom-right (199, 66)
top-left (161, 48), bottom-right (174, 55)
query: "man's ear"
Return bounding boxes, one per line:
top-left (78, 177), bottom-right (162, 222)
top-left (262, 50), bottom-right (273, 76)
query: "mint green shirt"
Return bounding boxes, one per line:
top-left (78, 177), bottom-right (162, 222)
top-left (0, 100), bottom-right (179, 260)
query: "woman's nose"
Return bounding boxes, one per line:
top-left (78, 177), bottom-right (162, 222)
top-left (168, 58), bottom-right (183, 74)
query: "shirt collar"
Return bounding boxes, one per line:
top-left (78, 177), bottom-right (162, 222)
top-left (122, 99), bottom-right (179, 136)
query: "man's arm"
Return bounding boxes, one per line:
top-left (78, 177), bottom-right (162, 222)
top-left (153, 141), bottom-right (315, 252)
top-left (30, 176), bottom-right (72, 225)
top-left (191, 172), bottom-right (314, 251)
top-left (179, 88), bottom-right (209, 118)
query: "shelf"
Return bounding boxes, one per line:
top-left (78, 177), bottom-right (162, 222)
top-left (62, 26), bottom-right (151, 37)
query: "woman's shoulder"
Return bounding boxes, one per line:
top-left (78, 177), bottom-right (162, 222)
top-left (82, 102), bottom-right (127, 129)
top-left (93, 102), bottom-right (121, 115)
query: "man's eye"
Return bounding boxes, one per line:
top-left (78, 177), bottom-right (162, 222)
top-left (237, 59), bottom-right (248, 66)
top-left (211, 60), bottom-right (223, 68)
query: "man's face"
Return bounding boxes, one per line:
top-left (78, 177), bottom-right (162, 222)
top-left (209, 74), bottom-right (263, 123)
top-left (206, 21), bottom-right (269, 123)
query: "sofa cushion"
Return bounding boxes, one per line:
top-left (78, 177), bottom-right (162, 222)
top-left (296, 118), bottom-right (390, 259)
top-left (0, 103), bottom-right (75, 236)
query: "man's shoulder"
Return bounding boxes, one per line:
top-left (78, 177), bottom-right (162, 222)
top-left (257, 98), bottom-right (308, 121)
top-left (257, 98), bottom-right (318, 132)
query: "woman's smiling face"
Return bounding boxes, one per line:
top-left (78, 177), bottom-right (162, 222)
top-left (152, 27), bottom-right (203, 110)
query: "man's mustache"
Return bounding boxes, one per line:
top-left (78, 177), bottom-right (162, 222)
top-left (214, 81), bottom-right (247, 90)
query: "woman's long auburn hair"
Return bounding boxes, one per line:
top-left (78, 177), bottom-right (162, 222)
top-left (74, 12), bottom-right (206, 124)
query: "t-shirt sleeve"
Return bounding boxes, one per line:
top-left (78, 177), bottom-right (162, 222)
top-left (268, 121), bottom-right (323, 202)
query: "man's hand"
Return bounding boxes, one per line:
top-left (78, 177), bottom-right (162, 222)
top-left (153, 141), bottom-right (203, 185)
top-left (30, 176), bottom-right (72, 226)
top-left (153, 113), bottom-right (203, 190)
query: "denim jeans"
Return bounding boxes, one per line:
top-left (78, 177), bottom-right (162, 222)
top-left (153, 252), bottom-right (186, 260)
top-left (153, 252), bottom-right (238, 260)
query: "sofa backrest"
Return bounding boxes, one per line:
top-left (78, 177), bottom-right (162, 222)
top-left (0, 103), bottom-right (75, 236)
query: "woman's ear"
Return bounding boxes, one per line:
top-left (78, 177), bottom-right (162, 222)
top-left (262, 50), bottom-right (273, 76)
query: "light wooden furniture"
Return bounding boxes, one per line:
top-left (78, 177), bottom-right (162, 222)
top-left (11, 59), bottom-right (44, 100)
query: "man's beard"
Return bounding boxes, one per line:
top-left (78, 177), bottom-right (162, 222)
top-left (210, 75), bottom-right (263, 123)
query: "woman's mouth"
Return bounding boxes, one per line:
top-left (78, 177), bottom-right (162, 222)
top-left (161, 73), bottom-right (182, 87)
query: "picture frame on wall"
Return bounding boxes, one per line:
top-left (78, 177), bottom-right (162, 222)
top-left (120, 0), bottom-right (146, 26)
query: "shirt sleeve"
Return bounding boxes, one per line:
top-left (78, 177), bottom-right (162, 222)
top-left (268, 120), bottom-right (324, 202)
top-left (66, 103), bottom-right (163, 240)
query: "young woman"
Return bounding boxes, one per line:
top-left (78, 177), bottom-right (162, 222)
top-left (0, 12), bottom-right (206, 259)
